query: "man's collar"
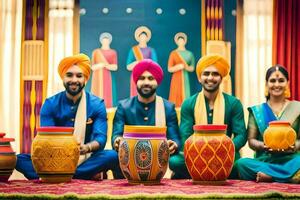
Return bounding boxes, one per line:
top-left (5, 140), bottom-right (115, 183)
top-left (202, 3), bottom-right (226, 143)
top-left (136, 95), bottom-right (156, 105)
top-left (64, 91), bottom-right (82, 105)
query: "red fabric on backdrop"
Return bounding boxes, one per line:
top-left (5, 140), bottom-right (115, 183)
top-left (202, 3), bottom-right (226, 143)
top-left (272, 0), bottom-right (300, 100)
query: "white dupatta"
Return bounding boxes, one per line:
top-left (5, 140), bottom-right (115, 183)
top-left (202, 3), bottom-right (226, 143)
top-left (73, 90), bottom-right (91, 165)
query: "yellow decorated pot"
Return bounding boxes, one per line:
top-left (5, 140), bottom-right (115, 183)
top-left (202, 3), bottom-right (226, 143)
top-left (31, 127), bottom-right (80, 183)
top-left (184, 125), bottom-right (235, 185)
top-left (263, 121), bottom-right (296, 150)
top-left (118, 125), bottom-right (169, 185)
top-left (0, 133), bottom-right (17, 182)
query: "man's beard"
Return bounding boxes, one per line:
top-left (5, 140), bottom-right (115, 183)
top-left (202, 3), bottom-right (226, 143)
top-left (64, 82), bottom-right (85, 96)
top-left (137, 85), bottom-right (156, 98)
top-left (202, 81), bottom-right (221, 93)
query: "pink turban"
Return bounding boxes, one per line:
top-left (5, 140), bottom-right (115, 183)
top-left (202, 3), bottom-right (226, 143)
top-left (58, 53), bottom-right (91, 80)
top-left (132, 59), bottom-right (164, 85)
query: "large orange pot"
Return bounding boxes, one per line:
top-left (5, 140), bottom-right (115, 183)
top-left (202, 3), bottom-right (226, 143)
top-left (118, 125), bottom-right (169, 185)
top-left (184, 125), bottom-right (235, 185)
top-left (0, 133), bottom-right (16, 182)
top-left (263, 121), bottom-right (296, 150)
top-left (31, 127), bottom-right (79, 183)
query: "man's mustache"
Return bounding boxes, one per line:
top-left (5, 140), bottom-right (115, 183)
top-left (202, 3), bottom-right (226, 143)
top-left (141, 85), bottom-right (152, 88)
top-left (67, 82), bottom-right (80, 86)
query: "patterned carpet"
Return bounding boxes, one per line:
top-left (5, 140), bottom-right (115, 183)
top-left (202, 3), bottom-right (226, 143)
top-left (0, 179), bottom-right (300, 199)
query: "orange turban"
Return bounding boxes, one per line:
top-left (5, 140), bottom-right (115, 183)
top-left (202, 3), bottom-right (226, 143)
top-left (58, 54), bottom-right (91, 80)
top-left (196, 54), bottom-right (229, 79)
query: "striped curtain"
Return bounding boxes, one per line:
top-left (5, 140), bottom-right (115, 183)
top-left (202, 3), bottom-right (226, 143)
top-left (206, 0), bottom-right (224, 41)
top-left (20, 0), bottom-right (48, 153)
top-left (202, 0), bottom-right (224, 56)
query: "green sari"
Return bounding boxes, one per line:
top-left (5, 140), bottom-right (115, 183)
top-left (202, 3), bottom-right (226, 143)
top-left (237, 101), bottom-right (300, 183)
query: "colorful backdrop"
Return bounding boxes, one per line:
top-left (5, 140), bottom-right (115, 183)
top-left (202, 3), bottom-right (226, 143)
top-left (80, 0), bottom-right (202, 101)
top-left (80, 0), bottom-right (237, 101)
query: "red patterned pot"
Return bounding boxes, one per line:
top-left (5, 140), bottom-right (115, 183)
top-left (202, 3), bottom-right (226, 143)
top-left (118, 125), bottom-right (169, 185)
top-left (0, 133), bottom-right (17, 182)
top-left (31, 127), bottom-right (80, 183)
top-left (184, 125), bottom-right (235, 185)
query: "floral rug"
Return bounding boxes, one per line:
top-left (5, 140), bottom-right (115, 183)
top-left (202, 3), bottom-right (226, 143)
top-left (0, 179), bottom-right (299, 199)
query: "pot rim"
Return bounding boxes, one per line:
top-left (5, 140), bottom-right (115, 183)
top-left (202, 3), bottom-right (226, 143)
top-left (268, 121), bottom-right (290, 126)
top-left (193, 124), bottom-right (227, 131)
top-left (37, 126), bottom-right (74, 132)
top-left (0, 138), bottom-right (15, 142)
top-left (124, 125), bottom-right (166, 133)
top-left (0, 133), bottom-right (15, 142)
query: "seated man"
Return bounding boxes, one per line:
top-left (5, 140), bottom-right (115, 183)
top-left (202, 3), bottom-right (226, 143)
top-left (112, 59), bottom-right (181, 163)
top-left (170, 54), bottom-right (247, 179)
top-left (16, 54), bottom-right (121, 180)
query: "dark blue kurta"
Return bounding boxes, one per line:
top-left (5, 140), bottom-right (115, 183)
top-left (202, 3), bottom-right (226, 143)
top-left (112, 96), bottom-right (181, 151)
top-left (16, 91), bottom-right (120, 180)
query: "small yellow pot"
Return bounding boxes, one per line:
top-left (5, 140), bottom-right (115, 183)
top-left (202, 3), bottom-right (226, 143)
top-left (263, 121), bottom-right (296, 150)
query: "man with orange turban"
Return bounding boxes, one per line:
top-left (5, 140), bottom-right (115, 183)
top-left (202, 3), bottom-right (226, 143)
top-left (112, 59), bottom-right (181, 169)
top-left (16, 54), bottom-right (122, 180)
top-left (170, 54), bottom-right (247, 179)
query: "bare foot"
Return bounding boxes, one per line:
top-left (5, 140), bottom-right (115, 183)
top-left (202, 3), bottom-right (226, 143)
top-left (256, 172), bottom-right (272, 182)
top-left (91, 172), bottom-right (104, 181)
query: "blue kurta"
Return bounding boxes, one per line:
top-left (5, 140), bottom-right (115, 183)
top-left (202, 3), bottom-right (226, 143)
top-left (112, 96), bottom-right (181, 151)
top-left (16, 91), bottom-right (121, 180)
top-left (40, 91), bottom-right (107, 149)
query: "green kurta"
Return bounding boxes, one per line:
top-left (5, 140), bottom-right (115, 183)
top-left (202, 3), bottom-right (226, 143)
top-left (169, 92), bottom-right (247, 179)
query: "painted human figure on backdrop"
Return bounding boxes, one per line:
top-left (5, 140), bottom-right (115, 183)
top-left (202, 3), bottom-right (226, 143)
top-left (112, 59), bottom-right (181, 163)
top-left (91, 32), bottom-right (118, 108)
top-left (16, 54), bottom-right (122, 180)
top-left (126, 26), bottom-right (158, 97)
top-left (236, 65), bottom-right (300, 183)
top-left (169, 54), bottom-right (247, 179)
top-left (168, 32), bottom-right (195, 107)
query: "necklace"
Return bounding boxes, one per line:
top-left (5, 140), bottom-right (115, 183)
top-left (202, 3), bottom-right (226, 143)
top-left (268, 100), bottom-right (288, 118)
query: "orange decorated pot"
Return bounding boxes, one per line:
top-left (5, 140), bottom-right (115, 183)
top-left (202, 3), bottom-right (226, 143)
top-left (263, 121), bottom-right (296, 150)
top-left (0, 133), bottom-right (17, 182)
top-left (184, 125), bottom-right (235, 185)
top-left (31, 127), bottom-right (80, 183)
top-left (118, 125), bottom-right (169, 185)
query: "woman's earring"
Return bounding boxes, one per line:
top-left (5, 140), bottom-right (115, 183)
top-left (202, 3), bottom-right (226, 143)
top-left (264, 86), bottom-right (269, 97)
top-left (284, 86), bottom-right (291, 98)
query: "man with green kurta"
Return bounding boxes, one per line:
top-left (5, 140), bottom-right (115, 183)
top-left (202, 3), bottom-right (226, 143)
top-left (169, 54), bottom-right (247, 179)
